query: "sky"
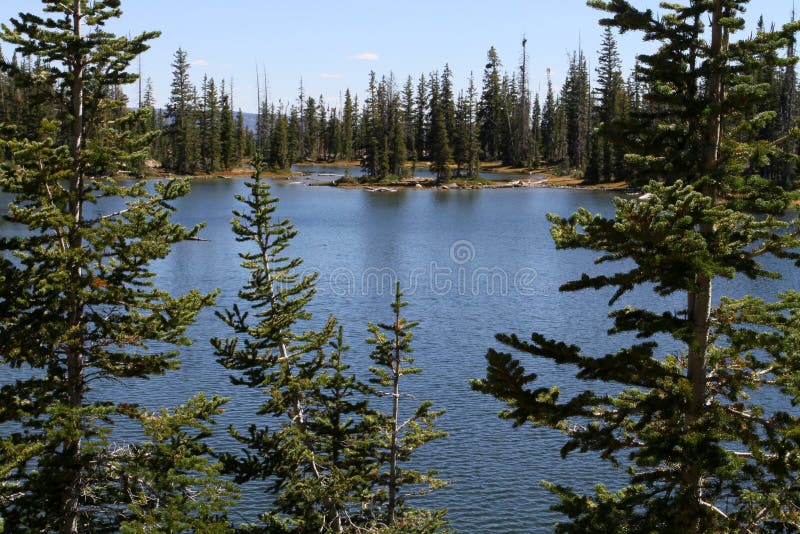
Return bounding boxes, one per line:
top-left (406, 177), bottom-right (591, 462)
top-left (0, 1), bottom-right (797, 114)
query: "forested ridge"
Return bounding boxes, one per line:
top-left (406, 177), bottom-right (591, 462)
top-left (1, 1), bottom-right (800, 533)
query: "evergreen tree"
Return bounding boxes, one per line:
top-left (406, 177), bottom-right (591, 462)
top-left (428, 71), bottom-right (452, 183)
top-left (219, 80), bottom-right (236, 170)
top-left (119, 394), bottom-right (237, 532)
top-left (387, 91), bottom-right (407, 177)
top-left (164, 48), bottom-right (200, 174)
top-left (361, 72), bottom-right (378, 178)
top-left (0, 2), bottom-right (226, 531)
top-left (414, 74), bottom-right (428, 162)
top-left (199, 74), bottom-right (221, 173)
top-left (531, 92), bottom-right (542, 165)
top-left (498, 73), bottom-right (518, 164)
top-left (235, 108), bottom-right (246, 161)
top-left (594, 26), bottom-right (624, 181)
top-left (475, 2), bottom-right (800, 531)
top-left (212, 165), bottom-right (392, 532)
top-left (402, 76), bottom-right (417, 169)
top-left (302, 95), bottom-right (319, 161)
top-left (453, 76), bottom-right (480, 178)
top-left (342, 89), bottom-right (356, 161)
top-left (541, 74), bottom-right (557, 162)
top-left (516, 36), bottom-right (532, 166)
top-left (366, 282), bottom-right (449, 531)
top-left (324, 105), bottom-right (341, 162)
top-left (268, 112), bottom-right (290, 170)
top-left (478, 47), bottom-right (503, 161)
top-left (440, 64), bottom-right (457, 143)
top-left (562, 49), bottom-right (591, 171)
top-left (287, 106), bottom-right (301, 166)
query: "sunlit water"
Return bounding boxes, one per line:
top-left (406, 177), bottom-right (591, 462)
top-left (1, 170), bottom-right (797, 531)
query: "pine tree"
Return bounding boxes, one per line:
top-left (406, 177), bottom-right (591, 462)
top-left (118, 394), bottom-right (237, 532)
top-left (563, 49), bottom-right (591, 171)
top-left (342, 89), bottom-right (356, 161)
top-left (199, 75), bottom-right (221, 173)
top-left (366, 282), bottom-right (448, 531)
top-left (361, 71), bottom-right (380, 179)
top-left (212, 167), bottom-right (393, 532)
top-left (474, 2), bottom-right (800, 531)
top-left (388, 92), bottom-right (407, 177)
top-left (428, 71), bottom-right (452, 183)
top-left (594, 26), bottom-right (624, 181)
top-left (402, 76), bottom-right (416, 168)
top-left (235, 108), bottom-right (246, 161)
top-left (164, 48), bottom-right (200, 174)
top-left (478, 47), bottom-right (503, 161)
top-left (453, 75), bottom-right (480, 178)
top-left (440, 64), bottom-right (456, 144)
top-left (541, 74), bottom-right (556, 162)
top-left (0, 2), bottom-right (225, 531)
top-left (268, 112), bottom-right (290, 170)
top-left (531, 93), bottom-right (542, 165)
top-left (414, 74), bottom-right (428, 162)
top-left (219, 79), bottom-right (236, 170)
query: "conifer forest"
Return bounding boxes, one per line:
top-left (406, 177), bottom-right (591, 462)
top-left (1, 1), bottom-right (800, 532)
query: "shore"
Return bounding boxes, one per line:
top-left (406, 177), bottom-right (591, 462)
top-left (146, 159), bottom-right (633, 191)
top-left (292, 160), bottom-right (633, 191)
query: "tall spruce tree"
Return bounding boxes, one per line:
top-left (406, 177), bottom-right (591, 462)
top-left (594, 26), bottom-right (624, 182)
top-left (428, 71), bottom-right (452, 183)
top-left (0, 2), bottom-right (230, 531)
top-left (219, 79), bottom-right (236, 170)
top-left (478, 47), bottom-right (503, 161)
top-left (199, 74), bottom-right (221, 173)
top-left (541, 74), bottom-right (557, 162)
top-left (342, 89), bottom-right (356, 161)
top-left (164, 48), bottom-right (200, 174)
top-left (474, 1), bottom-right (800, 531)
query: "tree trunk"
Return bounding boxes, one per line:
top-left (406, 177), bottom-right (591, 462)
top-left (61, 2), bottom-right (85, 532)
top-left (682, 1), bottom-right (725, 531)
top-left (387, 314), bottom-right (401, 524)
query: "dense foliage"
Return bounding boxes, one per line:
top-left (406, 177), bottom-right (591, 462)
top-left (212, 163), bottom-right (447, 532)
top-left (474, 1), bottom-right (800, 531)
top-left (0, 1), bottom-right (234, 531)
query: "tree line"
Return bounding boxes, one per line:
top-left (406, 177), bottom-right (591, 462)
top-left (3, 8), bottom-right (798, 190)
top-left (2, 0), bottom-right (800, 533)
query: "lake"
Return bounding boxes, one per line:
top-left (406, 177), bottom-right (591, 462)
top-left (3, 171), bottom-right (798, 531)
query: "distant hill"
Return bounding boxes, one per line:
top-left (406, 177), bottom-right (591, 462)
top-left (150, 109), bottom-right (258, 132)
top-left (239, 111), bottom-right (257, 132)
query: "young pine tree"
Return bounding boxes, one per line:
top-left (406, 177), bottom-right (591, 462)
top-left (366, 282), bottom-right (448, 531)
top-left (212, 162), bottom-right (388, 532)
top-left (474, 2), bottom-right (800, 531)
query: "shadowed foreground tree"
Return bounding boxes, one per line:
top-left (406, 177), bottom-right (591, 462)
top-left (0, 1), bottom-right (232, 531)
top-left (474, 1), bottom-right (800, 532)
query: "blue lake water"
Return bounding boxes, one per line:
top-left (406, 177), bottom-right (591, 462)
top-left (2, 173), bottom-right (798, 531)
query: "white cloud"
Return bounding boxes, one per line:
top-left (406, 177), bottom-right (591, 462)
top-left (191, 59), bottom-right (209, 67)
top-left (321, 73), bottom-right (343, 79)
top-left (351, 52), bottom-right (379, 61)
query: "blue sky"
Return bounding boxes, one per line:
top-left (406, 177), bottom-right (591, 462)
top-left (1, 1), bottom-right (796, 113)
